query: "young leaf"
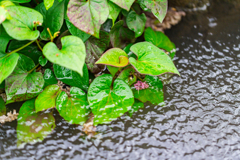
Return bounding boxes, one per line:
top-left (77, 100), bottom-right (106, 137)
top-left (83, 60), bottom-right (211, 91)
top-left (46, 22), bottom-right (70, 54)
top-left (67, 0), bottom-right (109, 38)
top-left (56, 87), bottom-right (91, 125)
top-left (118, 68), bottom-right (136, 86)
top-left (44, 0), bottom-right (54, 10)
top-left (85, 31), bottom-right (110, 74)
top-left (39, 56), bottom-right (48, 66)
top-left (0, 6), bottom-right (7, 24)
top-left (128, 99), bottom-right (144, 117)
top-left (8, 40), bottom-right (42, 64)
top-left (43, 69), bottom-right (58, 87)
top-left (126, 11), bottom-right (147, 38)
top-left (88, 74), bottom-right (134, 125)
top-left (96, 48), bottom-right (129, 67)
top-left (17, 99), bottom-right (55, 147)
top-left (0, 97), bottom-right (6, 116)
top-left (35, 85), bottom-right (61, 112)
top-left (0, 25), bottom-right (12, 53)
top-left (129, 42), bottom-right (180, 76)
top-left (53, 64), bottom-right (89, 91)
top-left (43, 35), bottom-right (86, 76)
top-left (138, 0), bottom-right (167, 23)
top-left (107, 0), bottom-right (121, 24)
top-left (132, 75), bottom-right (164, 105)
top-left (5, 54), bottom-right (44, 104)
top-left (65, 19), bottom-right (91, 42)
top-left (0, 52), bottom-right (19, 84)
top-left (110, 0), bottom-right (135, 11)
top-left (107, 65), bottom-right (119, 76)
top-left (144, 27), bottom-right (176, 59)
top-left (2, 6), bottom-right (43, 40)
top-left (36, 1), bottom-right (64, 41)
top-left (110, 20), bottom-right (135, 48)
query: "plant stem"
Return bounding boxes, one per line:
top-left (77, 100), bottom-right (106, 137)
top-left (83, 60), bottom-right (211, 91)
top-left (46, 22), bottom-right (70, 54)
top-left (28, 63), bottom-right (40, 73)
top-left (7, 40), bottom-right (35, 55)
top-left (35, 40), bottom-right (43, 51)
top-left (110, 69), bottom-right (122, 90)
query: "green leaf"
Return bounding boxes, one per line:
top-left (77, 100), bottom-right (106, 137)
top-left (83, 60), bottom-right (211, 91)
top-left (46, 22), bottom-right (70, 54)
top-left (0, 6), bottom-right (7, 24)
top-left (39, 56), bottom-right (48, 66)
top-left (2, 6), bottom-right (43, 40)
top-left (36, 1), bottom-right (65, 41)
top-left (126, 11), bottom-right (146, 38)
top-left (5, 0), bottom-right (31, 3)
top-left (43, 69), bottom-right (58, 87)
top-left (43, 35), bottom-right (86, 76)
top-left (107, 65), bottom-right (119, 76)
top-left (144, 27), bottom-right (176, 59)
top-left (67, 0), bottom-right (109, 38)
top-left (110, 20), bottom-right (135, 48)
top-left (129, 42), bottom-right (179, 76)
top-left (0, 81), bottom-right (5, 89)
top-left (88, 74), bottom-right (134, 125)
top-left (0, 52), bottom-right (19, 84)
top-left (138, 0), bottom-right (167, 23)
top-left (44, 0), bottom-right (54, 10)
top-left (53, 63), bottom-right (89, 91)
top-left (132, 75), bottom-right (164, 105)
top-left (0, 97), bottom-right (6, 116)
top-left (65, 19), bottom-right (91, 42)
top-left (56, 87), bottom-right (91, 125)
top-left (128, 99), bottom-right (144, 117)
top-left (17, 99), bottom-right (55, 147)
top-left (96, 48), bottom-right (129, 67)
top-left (118, 68), bottom-right (136, 86)
top-left (35, 85), bottom-right (61, 112)
top-left (0, 25), bottom-right (12, 53)
top-left (110, 0), bottom-right (134, 11)
top-left (107, 0), bottom-right (121, 24)
top-left (5, 54), bottom-right (44, 104)
top-left (85, 31), bottom-right (110, 74)
top-left (8, 40), bottom-right (42, 64)
top-left (0, 1), bottom-right (15, 7)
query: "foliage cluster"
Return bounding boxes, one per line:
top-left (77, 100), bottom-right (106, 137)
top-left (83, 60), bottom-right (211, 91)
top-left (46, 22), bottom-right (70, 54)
top-left (0, 0), bottom-right (179, 145)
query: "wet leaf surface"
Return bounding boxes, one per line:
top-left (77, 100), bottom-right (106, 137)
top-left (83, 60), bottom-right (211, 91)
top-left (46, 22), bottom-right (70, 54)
top-left (67, 0), bottom-right (109, 38)
top-left (110, 20), bottom-right (135, 49)
top-left (132, 75), bottom-right (164, 105)
top-left (118, 68), bottom-right (136, 86)
top-left (129, 42), bottom-right (179, 76)
top-left (5, 54), bottom-right (44, 104)
top-left (17, 99), bottom-right (55, 147)
top-left (2, 6), bottom-right (43, 40)
top-left (126, 11), bottom-right (146, 38)
top-left (88, 74), bottom-right (134, 125)
top-left (43, 35), bottom-right (86, 76)
top-left (110, 0), bottom-right (134, 11)
top-left (56, 87), bottom-right (90, 125)
top-left (35, 85), bottom-right (61, 112)
top-left (128, 99), bottom-right (144, 117)
top-left (85, 31), bottom-right (110, 74)
top-left (39, 56), bottom-right (48, 66)
top-left (43, 69), bottom-right (58, 88)
top-left (144, 27), bottom-right (176, 59)
top-left (0, 52), bottom-right (19, 84)
top-left (0, 97), bottom-right (6, 116)
top-left (53, 64), bottom-right (89, 91)
top-left (96, 48), bottom-right (129, 67)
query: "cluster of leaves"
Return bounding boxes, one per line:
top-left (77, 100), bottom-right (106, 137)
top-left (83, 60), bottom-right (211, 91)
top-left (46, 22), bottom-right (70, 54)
top-left (0, 0), bottom-right (179, 145)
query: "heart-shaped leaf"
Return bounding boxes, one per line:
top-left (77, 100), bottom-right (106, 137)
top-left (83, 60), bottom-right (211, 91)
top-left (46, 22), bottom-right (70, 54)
top-left (56, 87), bottom-right (91, 125)
top-left (126, 11), bottom-right (147, 38)
top-left (138, 0), bottom-right (167, 23)
top-left (67, 0), bottom-right (109, 38)
top-left (53, 63), bottom-right (89, 91)
top-left (0, 52), bottom-right (19, 84)
top-left (128, 99), bottom-right (144, 117)
top-left (17, 99), bottom-right (55, 147)
top-left (44, 0), bottom-right (54, 10)
top-left (118, 68), bottom-right (136, 86)
top-left (35, 85), bottom-right (61, 112)
top-left (96, 48), bottom-right (129, 67)
top-left (129, 42), bottom-right (180, 76)
top-left (39, 56), bottom-right (48, 66)
top-left (110, 20), bottom-right (135, 48)
top-left (2, 6), bottom-right (43, 40)
top-left (132, 75), bottom-right (164, 105)
top-left (8, 40), bottom-right (42, 64)
top-left (108, 0), bottom-right (121, 24)
top-left (65, 19), bottom-right (91, 42)
top-left (0, 97), bottom-right (6, 116)
top-left (43, 69), bottom-right (58, 87)
top-left (43, 35), bottom-right (86, 76)
top-left (144, 27), bottom-right (176, 59)
top-left (88, 74), bottom-right (134, 125)
top-left (110, 0), bottom-right (134, 11)
top-left (5, 54), bottom-right (44, 104)
top-left (36, 1), bottom-right (64, 41)
top-left (0, 25), bottom-right (12, 53)
top-left (85, 31), bottom-right (110, 74)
